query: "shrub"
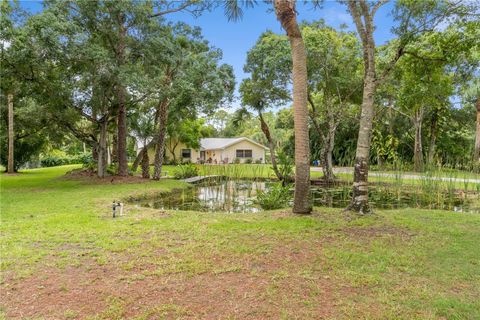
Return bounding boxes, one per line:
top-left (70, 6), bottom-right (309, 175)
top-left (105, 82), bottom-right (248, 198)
top-left (107, 163), bottom-right (118, 175)
top-left (174, 163), bottom-right (199, 179)
top-left (75, 152), bottom-right (93, 166)
top-left (255, 159), bottom-right (262, 164)
top-left (40, 151), bottom-right (93, 167)
top-left (40, 156), bottom-right (65, 167)
top-left (245, 158), bottom-right (253, 164)
top-left (233, 158), bottom-right (241, 164)
top-left (256, 184), bottom-right (291, 210)
top-left (277, 151), bottom-right (294, 182)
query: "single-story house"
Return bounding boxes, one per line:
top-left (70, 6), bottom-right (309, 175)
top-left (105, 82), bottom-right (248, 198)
top-left (147, 137), bottom-right (268, 164)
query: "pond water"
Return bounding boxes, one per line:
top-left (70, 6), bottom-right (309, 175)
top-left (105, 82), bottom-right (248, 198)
top-left (137, 179), bottom-right (480, 213)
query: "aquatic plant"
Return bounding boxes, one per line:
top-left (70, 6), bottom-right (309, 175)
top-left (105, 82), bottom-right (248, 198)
top-left (255, 183), bottom-right (291, 210)
top-left (173, 163), bottom-right (199, 179)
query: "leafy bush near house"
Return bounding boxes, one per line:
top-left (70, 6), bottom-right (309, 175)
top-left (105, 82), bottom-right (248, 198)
top-left (245, 158), bottom-right (253, 164)
top-left (255, 159), bottom-right (262, 164)
top-left (233, 158), bottom-right (241, 164)
top-left (256, 183), bottom-right (291, 210)
top-left (174, 163), bottom-right (199, 179)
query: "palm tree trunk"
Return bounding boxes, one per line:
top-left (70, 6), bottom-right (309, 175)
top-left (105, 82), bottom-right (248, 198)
top-left (7, 93), bottom-right (14, 173)
top-left (413, 107), bottom-right (424, 172)
top-left (259, 111), bottom-right (283, 181)
top-left (474, 97), bottom-right (480, 163)
top-left (274, 0), bottom-right (311, 214)
top-left (141, 147), bottom-right (150, 179)
top-left (153, 99), bottom-right (169, 180)
top-left (116, 12), bottom-right (128, 176)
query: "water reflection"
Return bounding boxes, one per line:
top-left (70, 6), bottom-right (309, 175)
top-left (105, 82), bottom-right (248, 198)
top-left (142, 180), bottom-right (268, 213)
top-left (137, 180), bottom-right (479, 213)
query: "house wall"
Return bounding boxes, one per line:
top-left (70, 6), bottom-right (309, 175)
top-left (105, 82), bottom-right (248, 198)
top-left (146, 139), bottom-right (266, 164)
top-left (147, 141), bottom-right (200, 164)
top-left (222, 140), bottom-right (266, 164)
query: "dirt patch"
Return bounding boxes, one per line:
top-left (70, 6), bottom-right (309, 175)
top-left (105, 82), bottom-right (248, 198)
top-left (1, 239), bottom-right (348, 319)
top-left (61, 169), bottom-right (150, 184)
top-left (342, 225), bottom-right (415, 240)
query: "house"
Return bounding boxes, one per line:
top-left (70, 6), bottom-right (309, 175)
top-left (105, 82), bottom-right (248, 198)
top-left (147, 137), bottom-right (268, 164)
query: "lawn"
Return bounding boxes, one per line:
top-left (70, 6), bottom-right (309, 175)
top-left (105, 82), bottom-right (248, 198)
top-left (1, 166), bottom-right (480, 319)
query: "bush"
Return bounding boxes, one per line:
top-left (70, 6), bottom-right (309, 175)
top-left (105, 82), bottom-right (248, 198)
top-left (256, 184), bottom-right (291, 210)
top-left (40, 156), bottom-right (65, 167)
top-left (255, 159), bottom-right (262, 164)
top-left (107, 163), bottom-right (118, 175)
top-left (233, 158), bottom-right (241, 164)
top-left (245, 158), bottom-right (253, 164)
top-left (174, 163), bottom-right (199, 179)
top-left (75, 152), bottom-right (93, 166)
top-left (40, 151), bottom-right (93, 167)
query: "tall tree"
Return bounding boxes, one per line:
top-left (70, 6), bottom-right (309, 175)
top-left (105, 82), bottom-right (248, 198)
top-left (224, 0), bottom-right (311, 213)
top-left (302, 22), bottom-right (362, 182)
top-left (137, 23), bottom-right (234, 179)
top-left (7, 93), bottom-right (14, 173)
top-left (344, 0), bottom-right (475, 213)
top-left (345, 0), bottom-right (383, 214)
top-left (240, 32), bottom-right (291, 181)
top-left (273, 0), bottom-right (311, 213)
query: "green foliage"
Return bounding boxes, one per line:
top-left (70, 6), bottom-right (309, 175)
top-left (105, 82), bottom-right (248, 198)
top-left (106, 164), bottom-right (118, 175)
top-left (255, 183), bottom-right (291, 210)
top-left (40, 151), bottom-right (92, 168)
top-left (277, 151), bottom-right (294, 181)
top-left (372, 129), bottom-right (399, 165)
top-left (173, 164), bottom-right (199, 179)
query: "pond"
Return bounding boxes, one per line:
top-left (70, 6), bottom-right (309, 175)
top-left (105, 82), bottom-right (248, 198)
top-left (136, 179), bottom-right (480, 213)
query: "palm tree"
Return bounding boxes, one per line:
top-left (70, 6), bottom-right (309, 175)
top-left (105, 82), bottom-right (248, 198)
top-left (224, 0), bottom-right (312, 214)
top-left (239, 79), bottom-right (285, 181)
top-left (7, 93), bottom-right (14, 173)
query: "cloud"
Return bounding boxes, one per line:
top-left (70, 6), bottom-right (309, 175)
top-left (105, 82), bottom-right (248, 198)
top-left (322, 7), bottom-right (353, 26)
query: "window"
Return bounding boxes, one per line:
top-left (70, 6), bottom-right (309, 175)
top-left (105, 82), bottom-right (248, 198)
top-left (181, 149), bottom-right (191, 158)
top-left (236, 149), bottom-right (252, 158)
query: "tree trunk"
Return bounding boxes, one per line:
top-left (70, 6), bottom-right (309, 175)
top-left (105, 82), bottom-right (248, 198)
top-left (347, 1), bottom-right (376, 214)
top-left (274, 0), bottom-right (311, 214)
top-left (97, 120), bottom-right (108, 178)
top-left (259, 112), bottom-right (284, 181)
top-left (413, 107), bottom-right (424, 172)
top-left (349, 68), bottom-right (375, 214)
top-left (474, 97), bottom-right (480, 163)
top-left (7, 93), bottom-right (14, 173)
top-left (92, 108), bottom-right (99, 162)
top-left (152, 99), bottom-right (169, 180)
top-left (427, 107), bottom-right (438, 165)
top-left (141, 147), bottom-right (150, 179)
top-left (116, 12), bottom-right (128, 176)
top-left (131, 138), bottom-right (157, 173)
top-left (322, 121), bottom-right (336, 183)
top-left (111, 132), bottom-right (118, 164)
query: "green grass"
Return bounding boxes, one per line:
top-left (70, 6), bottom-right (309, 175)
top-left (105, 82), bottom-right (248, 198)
top-left (1, 165), bottom-right (480, 319)
top-left (157, 163), bottom-right (478, 190)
